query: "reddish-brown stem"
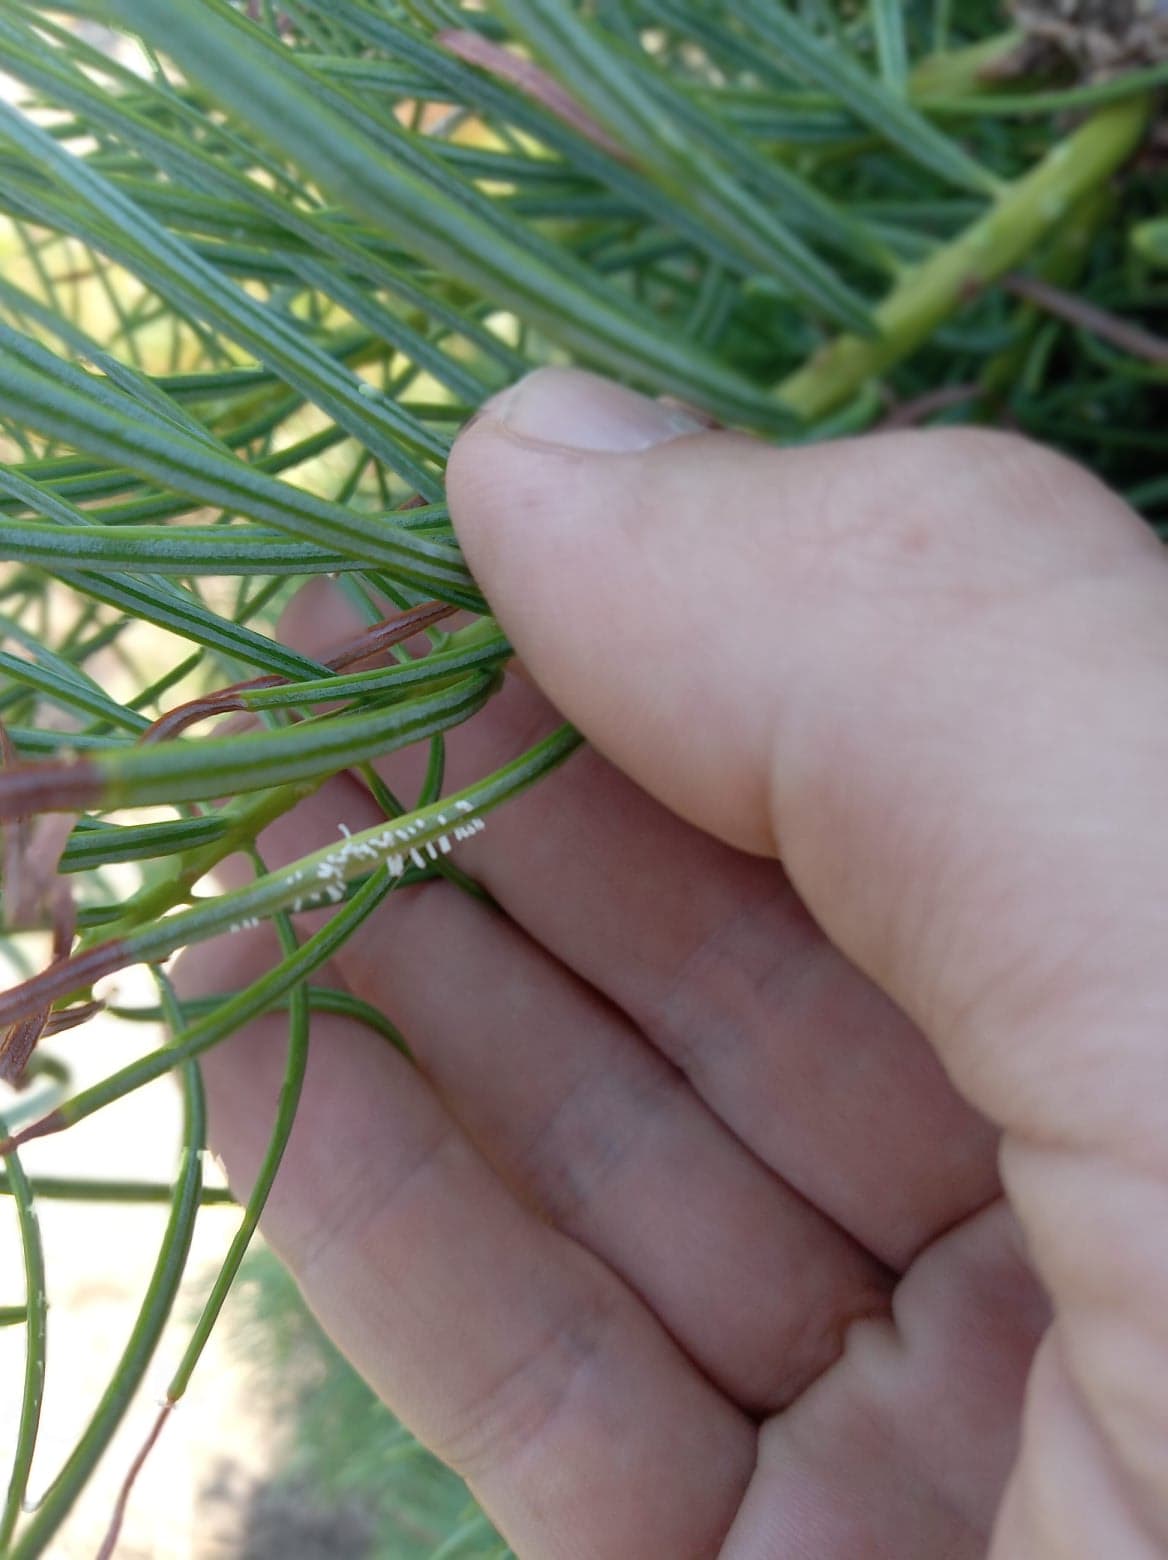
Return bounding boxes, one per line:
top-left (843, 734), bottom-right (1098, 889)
top-left (96, 1401), bottom-right (174, 1560)
top-left (1003, 273), bottom-right (1168, 365)
top-left (325, 598), bottom-right (459, 670)
top-left (140, 599), bottom-right (458, 743)
top-left (0, 1107), bottom-right (65, 1159)
top-left (879, 383), bottom-right (982, 429)
top-left (0, 759), bottom-right (102, 819)
top-left (0, 938), bottom-right (133, 1032)
top-left (439, 29), bottom-right (628, 159)
top-left (141, 691), bottom-right (259, 744)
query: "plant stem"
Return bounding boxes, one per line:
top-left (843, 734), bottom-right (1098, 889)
top-left (0, 1172), bottom-right (235, 1205)
top-left (908, 31), bottom-right (1023, 96)
top-left (80, 776), bottom-right (324, 950)
top-left (978, 185), bottom-right (1111, 407)
top-left (0, 1121), bottom-right (46, 1553)
top-left (165, 903), bottom-right (308, 1404)
top-left (7, 1064), bottom-right (204, 1560)
top-left (778, 95), bottom-right (1151, 422)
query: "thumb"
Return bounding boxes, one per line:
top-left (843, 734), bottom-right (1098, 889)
top-left (447, 367), bottom-right (1168, 1548)
top-left (448, 366), bottom-right (1157, 866)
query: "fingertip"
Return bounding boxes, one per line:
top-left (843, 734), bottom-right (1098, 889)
top-left (443, 404), bottom-right (516, 584)
top-left (446, 383), bottom-right (786, 854)
top-left (447, 368), bottom-right (712, 578)
top-left (459, 367), bottom-right (708, 455)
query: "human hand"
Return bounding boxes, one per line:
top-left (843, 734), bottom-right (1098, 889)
top-left (178, 369), bottom-right (1168, 1558)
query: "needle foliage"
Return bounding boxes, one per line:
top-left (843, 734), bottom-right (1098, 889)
top-left (0, 1), bottom-right (1164, 1552)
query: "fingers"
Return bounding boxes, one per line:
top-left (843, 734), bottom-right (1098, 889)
top-left (721, 1203), bottom-right (1049, 1559)
top-left (339, 868), bottom-right (892, 1411)
top-left (991, 1331), bottom-right (1168, 1560)
top-left (206, 760), bottom-right (891, 1413)
top-left (177, 930), bottom-right (756, 1558)
top-left (277, 577), bottom-right (1000, 1270)
top-left (447, 368), bottom-right (1168, 1545)
top-left (372, 672), bottom-right (999, 1268)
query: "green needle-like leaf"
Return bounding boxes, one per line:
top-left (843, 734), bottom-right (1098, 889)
top-left (0, 520), bottom-right (367, 576)
top-left (870, 0), bottom-right (909, 93)
top-left (6, 1065), bottom-right (205, 1560)
top-left (103, 0), bottom-right (785, 429)
top-left (0, 1122), bottom-right (46, 1554)
top-left (489, 0), bottom-right (877, 329)
top-left (734, 0), bottom-right (998, 194)
top-left (0, 322), bottom-right (482, 603)
top-left (0, 671), bottom-right (497, 814)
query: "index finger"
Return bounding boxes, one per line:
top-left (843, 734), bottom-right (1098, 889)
top-left (177, 928), bottom-right (756, 1558)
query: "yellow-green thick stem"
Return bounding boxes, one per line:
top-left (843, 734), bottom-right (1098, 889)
top-left (979, 184), bottom-right (1111, 404)
top-left (778, 94), bottom-right (1151, 423)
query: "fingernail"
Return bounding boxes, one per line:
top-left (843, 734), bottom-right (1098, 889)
top-left (481, 367), bottom-right (706, 453)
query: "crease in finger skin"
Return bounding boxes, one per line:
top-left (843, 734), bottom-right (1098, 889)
top-left (334, 860), bottom-right (895, 1413)
top-left (218, 579), bottom-right (1011, 1438)
top-left (209, 751), bottom-right (894, 1417)
top-left (991, 1328), bottom-right (1168, 1560)
top-left (334, 654), bottom-right (1002, 1272)
top-left (271, 565), bottom-right (1003, 1274)
top-left (185, 979), bottom-right (756, 1559)
top-left (718, 1202), bottom-right (1049, 1560)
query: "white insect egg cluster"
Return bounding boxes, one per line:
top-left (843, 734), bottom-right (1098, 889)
top-left (302, 800), bottom-right (484, 910)
top-left (224, 803), bottom-right (487, 936)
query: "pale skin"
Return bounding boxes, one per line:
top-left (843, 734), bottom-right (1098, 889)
top-left (178, 368), bottom-right (1168, 1558)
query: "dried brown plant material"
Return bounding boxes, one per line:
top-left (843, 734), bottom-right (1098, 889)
top-left (1005, 0), bottom-right (1168, 77)
top-left (1, 721), bottom-right (83, 1083)
top-left (43, 999), bottom-right (104, 1038)
top-left (3, 810), bottom-right (79, 937)
top-left (439, 29), bottom-right (628, 159)
top-left (1003, 272), bottom-right (1168, 362)
top-left (0, 1010), bottom-right (50, 1088)
top-left (879, 384), bottom-right (982, 429)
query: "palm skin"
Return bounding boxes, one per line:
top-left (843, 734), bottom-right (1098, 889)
top-left (179, 372), bottom-right (1168, 1558)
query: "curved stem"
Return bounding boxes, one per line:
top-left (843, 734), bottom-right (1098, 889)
top-left (0, 1119), bottom-right (47, 1552)
top-left (166, 900), bottom-right (308, 1404)
top-left (97, 897), bottom-right (312, 1550)
top-left (0, 725), bottom-right (581, 1037)
top-left (7, 1060), bottom-right (205, 1560)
